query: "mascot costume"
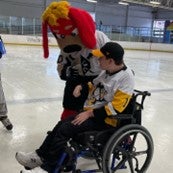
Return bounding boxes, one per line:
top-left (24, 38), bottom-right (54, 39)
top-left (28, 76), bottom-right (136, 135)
top-left (42, 1), bottom-right (109, 120)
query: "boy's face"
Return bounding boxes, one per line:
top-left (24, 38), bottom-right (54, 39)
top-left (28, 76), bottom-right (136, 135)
top-left (98, 56), bottom-right (111, 70)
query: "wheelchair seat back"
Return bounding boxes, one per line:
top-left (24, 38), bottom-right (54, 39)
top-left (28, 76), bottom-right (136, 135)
top-left (118, 89), bottom-right (151, 126)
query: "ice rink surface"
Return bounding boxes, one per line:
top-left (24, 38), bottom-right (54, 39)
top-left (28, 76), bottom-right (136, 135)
top-left (0, 45), bottom-right (173, 173)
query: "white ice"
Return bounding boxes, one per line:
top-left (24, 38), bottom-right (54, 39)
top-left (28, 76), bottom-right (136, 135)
top-left (0, 45), bottom-right (173, 173)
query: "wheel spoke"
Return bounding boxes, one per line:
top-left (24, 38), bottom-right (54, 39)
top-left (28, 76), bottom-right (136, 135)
top-left (133, 150), bottom-right (148, 156)
top-left (116, 146), bottom-right (129, 156)
top-left (112, 157), bottom-right (127, 172)
top-left (128, 158), bottom-right (135, 173)
top-left (129, 133), bottom-right (138, 151)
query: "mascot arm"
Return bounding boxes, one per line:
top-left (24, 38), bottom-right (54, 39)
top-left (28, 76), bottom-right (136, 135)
top-left (58, 65), bottom-right (68, 80)
top-left (57, 53), bottom-right (80, 80)
top-left (96, 30), bottom-right (110, 48)
top-left (57, 53), bottom-right (69, 80)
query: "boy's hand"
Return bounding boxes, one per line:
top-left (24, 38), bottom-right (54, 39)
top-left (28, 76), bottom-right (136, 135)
top-left (72, 110), bottom-right (94, 125)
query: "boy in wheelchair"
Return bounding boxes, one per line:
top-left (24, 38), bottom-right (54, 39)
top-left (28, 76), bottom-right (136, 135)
top-left (16, 42), bottom-right (135, 173)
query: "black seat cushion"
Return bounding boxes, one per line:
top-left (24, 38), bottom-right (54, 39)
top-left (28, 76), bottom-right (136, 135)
top-left (73, 128), bottom-right (116, 146)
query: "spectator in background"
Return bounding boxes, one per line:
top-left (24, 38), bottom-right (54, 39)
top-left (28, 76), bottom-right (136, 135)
top-left (0, 35), bottom-right (13, 130)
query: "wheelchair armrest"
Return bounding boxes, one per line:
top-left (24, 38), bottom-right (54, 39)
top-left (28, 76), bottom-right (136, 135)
top-left (109, 113), bottom-right (137, 125)
top-left (109, 114), bottom-right (133, 120)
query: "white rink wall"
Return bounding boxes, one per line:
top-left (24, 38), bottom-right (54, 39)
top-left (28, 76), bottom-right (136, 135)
top-left (1, 34), bottom-right (173, 53)
top-left (1, 34), bottom-right (57, 47)
top-left (119, 41), bottom-right (173, 53)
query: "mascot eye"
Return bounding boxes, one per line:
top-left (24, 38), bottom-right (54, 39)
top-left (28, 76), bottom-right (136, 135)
top-left (71, 28), bottom-right (78, 37)
top-left (71, 32), bottom-right (77, 37)
top-left (53, 33), bottom-right (61, 39)
top-left (60, 35), bottom-right (65, 39)
top-left (53, 34), bottom-right (65, 39)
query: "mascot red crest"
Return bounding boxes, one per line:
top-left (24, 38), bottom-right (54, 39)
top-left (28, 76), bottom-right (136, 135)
top-left (42, 1), bottom-right (96, 58)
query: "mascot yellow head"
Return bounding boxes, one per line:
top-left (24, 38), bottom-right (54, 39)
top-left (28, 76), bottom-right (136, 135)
top-left (42, 1), bottom-right (96, 58)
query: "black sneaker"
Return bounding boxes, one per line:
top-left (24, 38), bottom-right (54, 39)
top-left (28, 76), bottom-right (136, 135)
top-left (0, 117), bottom-right (13, 130)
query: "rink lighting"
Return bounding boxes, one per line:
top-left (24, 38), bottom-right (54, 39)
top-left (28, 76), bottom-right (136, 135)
top-left (86, 0), bottom-right (97, 3)
top-left (118, 1), bottom-right (129, 5)
top-left (150, 0), bottom-right (161, 5)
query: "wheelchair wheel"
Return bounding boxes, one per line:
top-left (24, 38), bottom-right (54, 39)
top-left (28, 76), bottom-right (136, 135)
top-left (102, 124), bottom-right (154, 173)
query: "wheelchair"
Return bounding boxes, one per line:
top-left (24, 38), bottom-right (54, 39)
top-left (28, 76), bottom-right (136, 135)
top-left (53, 90), bottom-right (154, 173)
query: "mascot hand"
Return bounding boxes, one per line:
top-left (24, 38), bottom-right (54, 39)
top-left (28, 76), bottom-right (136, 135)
top-left (66, 66), bottom-right (79, 79)
top-left (60, 66), bottom-right (79, 80)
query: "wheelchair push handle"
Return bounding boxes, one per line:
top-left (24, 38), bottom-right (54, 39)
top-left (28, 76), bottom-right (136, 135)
top-left (134, 89), bottom-right (151, 97)
top-left (134, 89), bottom-right (151, 109)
